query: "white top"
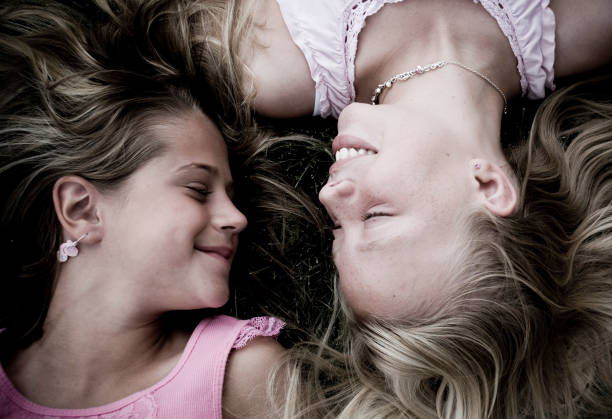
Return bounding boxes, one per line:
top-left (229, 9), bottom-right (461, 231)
top-left (276, 0), bottom-right (556, 118)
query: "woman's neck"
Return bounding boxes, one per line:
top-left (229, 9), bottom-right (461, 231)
top-left (352, 0), bottom-right (520, 161)
top-left (354, 0), bottom-right (521, 105)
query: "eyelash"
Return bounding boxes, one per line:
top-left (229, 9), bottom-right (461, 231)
top-left (361, 212), bottom-right (387, 221)
top-left (187, 186), bottom-right (211, 198)
top-left (332, 212), bottom-right (387, 230)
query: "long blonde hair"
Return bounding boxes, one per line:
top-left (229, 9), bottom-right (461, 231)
top-left (0, 0), bottom-right (325, 354)
top-left (184, 3), bottom-right (612, 415)
top-left (272, 79), bottom-right (612, 418)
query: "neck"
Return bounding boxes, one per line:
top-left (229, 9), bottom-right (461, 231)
top-left (383, 75), bottom-right (508, 167)
top-left (3, 266), bottom-right (188, 408)
top-left (354, 0), bottom-right (521, 106)
top-left (351, 0), bottom-right (520, 164)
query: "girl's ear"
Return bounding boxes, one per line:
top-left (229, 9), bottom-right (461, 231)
top-left (52, 176), bottom-right (103, 243)
top-left (471, 159), bottom-right (518, 216)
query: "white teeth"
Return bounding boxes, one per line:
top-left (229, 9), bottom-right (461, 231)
top-left (334, 147), bottom-right (376, 161)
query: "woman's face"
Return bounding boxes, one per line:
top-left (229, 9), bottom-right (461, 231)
top-left (319, 102), bottom-right (479, 319)
top-left (101, 111), bottom-right (247, 311)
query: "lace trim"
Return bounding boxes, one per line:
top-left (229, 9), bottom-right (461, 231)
top-left (473, 0), bottom-right (555, 98)
top-left (296, 26), bottom-right (346, 118)
top-left (343, 0), bottom-right (404, 102)
top-left (232, 317), bottom-right (285, 349)
top-left (279, 2), bottom-right (347, 118)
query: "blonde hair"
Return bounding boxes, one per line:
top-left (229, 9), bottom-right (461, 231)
top-left (182, 0), bottom-right (256, 119)
top-left (181, 3), bottom-right (612, 415)
top-left (272, 79), bottom-right (612, 418)
top-left (181, 0), bottom-right (264, 111)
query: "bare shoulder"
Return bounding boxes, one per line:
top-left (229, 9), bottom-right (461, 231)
top-left (242, 0), bottom-right (315, 117)
top-left (222, 336), bottom-right (285, 419)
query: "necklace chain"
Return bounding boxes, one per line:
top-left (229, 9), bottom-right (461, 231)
top-left (370, 60), bottom-right (507, 113)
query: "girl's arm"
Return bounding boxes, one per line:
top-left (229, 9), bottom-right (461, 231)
top-left (222, 337), bottom-right (285, 418)
top-left (551, 0), bottom-right (612, 78)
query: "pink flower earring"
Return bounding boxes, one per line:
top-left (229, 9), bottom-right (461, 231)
top-left (57, 233), bottom-right (88, 263)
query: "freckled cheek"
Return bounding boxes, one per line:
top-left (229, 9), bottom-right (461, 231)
top-left (146, 205), bottom-right (209, 247)
top-left (333, 247), bottom-right (370, 305)
top-left (334, 253), bottom-right (411, 317)
top-left (337, 273), bottom-right (385, 317)
top-left (171, 199), bottom-right (211, 226)
top-left (363, 165), bottom-right (404, 195)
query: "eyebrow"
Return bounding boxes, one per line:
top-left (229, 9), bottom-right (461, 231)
top-left (176, 163), bottom-right (218, 175)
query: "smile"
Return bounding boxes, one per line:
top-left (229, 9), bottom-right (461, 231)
top-left (335, 147), bottom-right (376, 161)
top-left (195, 246), bottom-right (233, 261)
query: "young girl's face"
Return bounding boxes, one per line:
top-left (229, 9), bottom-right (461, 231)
top-left (99, 111), bottom-right (247, 312)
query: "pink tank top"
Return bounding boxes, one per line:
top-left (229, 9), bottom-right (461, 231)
top-left (0, 315), bottom-right (284, 418)
top-left (276, 0), bottom-right (556, 118)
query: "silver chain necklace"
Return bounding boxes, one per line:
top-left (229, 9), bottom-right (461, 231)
top-left (370, 60), bottom-right (507, 113)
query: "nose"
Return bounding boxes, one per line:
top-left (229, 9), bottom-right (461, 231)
top-left (318, 177), bottom-right (357, 221)
top-left (214, 195), bottom-right (248, 234)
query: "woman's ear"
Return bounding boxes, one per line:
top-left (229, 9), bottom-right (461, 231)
top-left (52, 176), bottom-right (103, 243)
top-left (471, 159), bottom-right (518, 216)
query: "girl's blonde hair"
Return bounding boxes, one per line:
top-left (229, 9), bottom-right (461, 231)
top-left (183, 0), bottom-right (259, 109)
top-left (271, 79), bottom-right (612, 418)
top-left (0, 0), bottom-right (323, 354)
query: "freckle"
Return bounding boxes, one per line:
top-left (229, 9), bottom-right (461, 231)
top-left (445, 152), bottom-right (450, 157)
top-left (392, 294), bottom-right (396, 298)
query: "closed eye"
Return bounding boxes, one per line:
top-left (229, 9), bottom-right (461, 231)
top-left (362, 212), bottom-right (389, 221)
top-left (187, 185), bottom-right (211, 199)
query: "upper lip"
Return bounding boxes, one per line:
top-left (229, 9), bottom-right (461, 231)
top-left (332, 134), bottom-right (378, 154)
top-left (195, 245), bottom-right (234, 260)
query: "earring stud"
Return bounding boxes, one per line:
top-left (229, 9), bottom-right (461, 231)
top-left (57, 233), bottom-right (88, 263)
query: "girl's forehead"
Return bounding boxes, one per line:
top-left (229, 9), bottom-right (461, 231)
top-left (154, 112), bottom-right (226, 155)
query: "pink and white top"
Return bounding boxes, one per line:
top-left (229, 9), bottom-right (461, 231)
top-left (0, 315), bottom-right (284, 418)
top-left (276, 0), bottom-right (556, 118)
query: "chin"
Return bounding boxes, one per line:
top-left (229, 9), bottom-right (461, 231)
top-left (188, 274), bottom-right (230, 309)
top-left (202, 286), bottom-right (231, 309)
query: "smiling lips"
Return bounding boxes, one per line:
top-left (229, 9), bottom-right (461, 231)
top-left (335, 147), bottom-right (375, 161)
top-left (195, 246), bottom-right (233, 261)
top-left (331, 134), bottom-right (377, 162)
